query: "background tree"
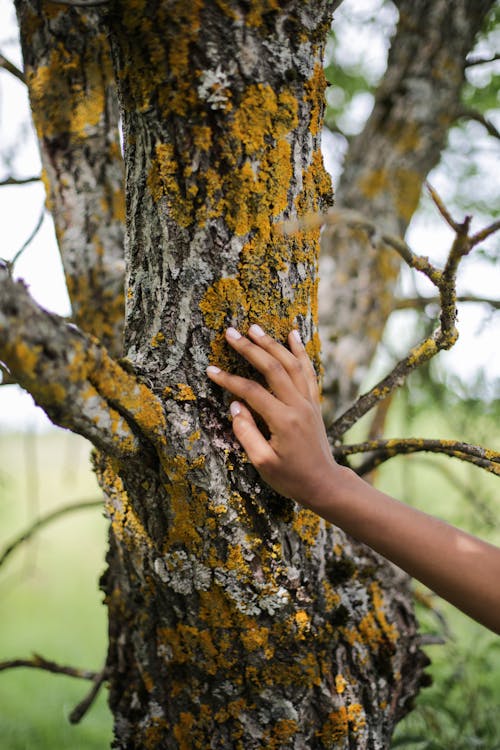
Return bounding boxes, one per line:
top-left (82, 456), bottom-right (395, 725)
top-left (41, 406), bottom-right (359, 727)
top-left (0, 1), bottom-right (499, 749)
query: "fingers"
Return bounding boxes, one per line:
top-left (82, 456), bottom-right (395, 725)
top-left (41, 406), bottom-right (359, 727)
top-left (206, 365), bottom-right (283, 428)
top-left (287, 330), bottom-right (321, 405)
top-left (224, 325), bottom-right (310, 403)
top-left (229, 401), bottom-right (276, 468)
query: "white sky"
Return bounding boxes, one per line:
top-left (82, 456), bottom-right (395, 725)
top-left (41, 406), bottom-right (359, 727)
top-left (0, 0), bottom-right (499, 432)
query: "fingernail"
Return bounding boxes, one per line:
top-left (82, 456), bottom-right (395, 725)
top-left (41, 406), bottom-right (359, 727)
top-left (206, 365), bottom-right (221, 375)
top-left (226, 327), bottom-right (241, 340)
top-left (230, 401), bottom-right (241, 417)
top-left (249, 323), bottom-right (265, 338)
top-left (291, 329), bottom-right (303, 345)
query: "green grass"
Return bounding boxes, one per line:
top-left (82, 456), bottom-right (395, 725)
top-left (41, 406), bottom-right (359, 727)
top-left (0, 429), bottom-right (112, 749)
top-left (0, 404), bottom-right (499, 749)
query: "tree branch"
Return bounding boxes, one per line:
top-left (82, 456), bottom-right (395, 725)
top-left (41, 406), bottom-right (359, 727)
top-left (0, 268), bottom-right (166, 461)
top-left (1, 207), bottom-right (45, 270)
top-left (0, 53), bottom-right (25, 84)
top-left (457, 106), bottom-right (500, 141)
top-left (69, 668), bottom-right (108, 724)
top-left (0, 653), bottom-right (98, 680)
top-left (395, 294), bottom-right (500, 311)
top-left (465, 53), bottom-right (500, 67)
top-left (0, 176), bottom-right (41, 187)
top-left (334, 438), bottom-right (500, 477)
top-left (325, 194), bottom-right (500, 441)
top-left (0, 499), bottom-right (102, 569)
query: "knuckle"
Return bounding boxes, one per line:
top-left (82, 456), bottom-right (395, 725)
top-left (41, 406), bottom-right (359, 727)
top-left (264, 359), bottom-right (286, 378)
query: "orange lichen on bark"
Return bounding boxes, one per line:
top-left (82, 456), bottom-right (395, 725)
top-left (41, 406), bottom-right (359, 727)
top-left (316, 704), bottom-right (366, 747)
top-left (262, 718), bottom-right (300, 748)
top-left (66, 272), bottom-right (125, 347)
top-left (26, 34), bottom-right (111, 142)
top-left (342, 582), bottom-right (398, 652)
top-left (304, 63), bottom-right (327, 136)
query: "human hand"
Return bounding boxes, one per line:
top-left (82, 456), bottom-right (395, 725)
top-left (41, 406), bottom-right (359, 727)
top-left (206, 324), bottom-right (339, 507)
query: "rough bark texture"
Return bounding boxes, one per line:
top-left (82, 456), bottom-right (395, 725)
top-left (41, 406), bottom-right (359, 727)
top-left (2, 1), bottom-right (431, 748)
top-left (16, 0), bottom-right (125, 357)
top-left (319, 0), bottom-right (495, 415)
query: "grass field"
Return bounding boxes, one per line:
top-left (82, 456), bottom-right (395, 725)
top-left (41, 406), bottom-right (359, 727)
top-left (0, 405), bottom-right (499, 749)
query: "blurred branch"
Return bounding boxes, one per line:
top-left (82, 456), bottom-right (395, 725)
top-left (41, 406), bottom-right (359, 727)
top-left (1, 207), bottom-right (45, 271)
top-left (322, 189), bottom-right (500, 440)
top-left (0, 53), bottom-right (25, 83)
top-left (395, 294), bottom-right (500, 311)
top-left (69, 667), bottom-right (108, 724)
top-left (334, 438), bottom-right (500, 477)
top-left (0, 499), bottom-right (102, 568)
top-left (0, 175), bottom-right (41, 187)
top-left (465, 53), bottom-right (500, 67)
top-left (0, 653), bottom-right (98, 680)
top-left (457, 106), bottom-right (500, 140)
top-left (0, 363), bottom-right (16, 385)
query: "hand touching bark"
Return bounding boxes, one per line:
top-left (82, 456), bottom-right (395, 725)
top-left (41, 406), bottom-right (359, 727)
top-left (207, 326), bottom-right (500, 634)
top-left (206, 324), bottom-right (339, 507)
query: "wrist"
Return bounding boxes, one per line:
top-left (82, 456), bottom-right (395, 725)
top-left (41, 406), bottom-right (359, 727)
top-left (303, 463), bottom-right (360, 523)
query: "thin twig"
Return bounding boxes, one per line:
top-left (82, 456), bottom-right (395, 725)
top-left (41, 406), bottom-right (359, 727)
top-left (458, 107), bottom-right (500, 141)
top-left (395, 294), bottom-right (500, 311)
top-left (0, 53), bottom-right (25, 83)
top-left (333, 438), bottom-right (500, 477)
top-left (0, 175), bottom-right (41, 187)
top-left (465, 53), bottom-right (500, 67)
top-left (0, 653), bottom-right (98, 680)
top-left (425, 182), bottom-right (462, 232)
top-left (0, 499), bottom-right (102, 568)
top-left (69, 667), bottom-right (109, 724)
top-left (8, 207), bottom-right (45, 269)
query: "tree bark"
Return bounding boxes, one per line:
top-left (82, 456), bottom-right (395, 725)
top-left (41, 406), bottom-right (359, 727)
top-left (16, 0), bottom-right (125, 357)
top-left (319, 0), bottom-right (495, 414)
top-left (2, 1), bottom-right (430, 747)
top-left (98, 2), bottom-right (426, 747)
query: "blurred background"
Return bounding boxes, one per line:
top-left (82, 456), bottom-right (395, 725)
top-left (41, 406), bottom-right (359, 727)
top-left (1, 0), bottom-right (499, 747)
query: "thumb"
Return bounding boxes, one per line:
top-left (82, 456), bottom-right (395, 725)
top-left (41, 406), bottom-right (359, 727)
top-left (230, 401), bottom-right (275, 468)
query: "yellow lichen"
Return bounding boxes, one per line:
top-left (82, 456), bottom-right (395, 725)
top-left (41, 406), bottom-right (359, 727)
top-left (175, 383), bottom-right (197, 401)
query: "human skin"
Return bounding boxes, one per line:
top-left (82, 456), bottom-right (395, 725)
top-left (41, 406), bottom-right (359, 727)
top-left (206, 324), bottom-right (500, 635)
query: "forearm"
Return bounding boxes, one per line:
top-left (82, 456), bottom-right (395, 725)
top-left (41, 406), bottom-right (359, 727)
top-left (318, 467), bottom-right (500, 634)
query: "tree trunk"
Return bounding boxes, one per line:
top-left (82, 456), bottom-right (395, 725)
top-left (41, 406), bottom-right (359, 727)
top-left (98, 2), bottom-right (426, 747)
top-left (4, 1), bottom-right (430, 747)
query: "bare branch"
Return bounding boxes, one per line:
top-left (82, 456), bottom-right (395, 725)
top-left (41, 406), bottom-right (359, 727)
top-left (465, 53), bottom-right (500, 67)
top-left (458, 106), bottom-right (500, 140)
top-left (470, 219), bottom-right (500, 246)
top-left (395, 294), bottom-right (500, 311)
top-left (0, 176), bottom-right (41, 187)
top-left (326, 210), bottom-right (500, 440)
top-left (0, 269), bottom-right (167, 461)
top-left (334, 438), bottom-right (500, 477)
top-left (4, 207), bottom-right (45, 270)
top-left (69, 668), bottom-right (108, 724)
top-left (0, 53), bottom-right (25, 83)
top-left (0, 653), bottom-right (98, 680)
top-left (426, 182), bottom-right (462, 233)
top-left (0, 499), bottom-right (102, 569)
